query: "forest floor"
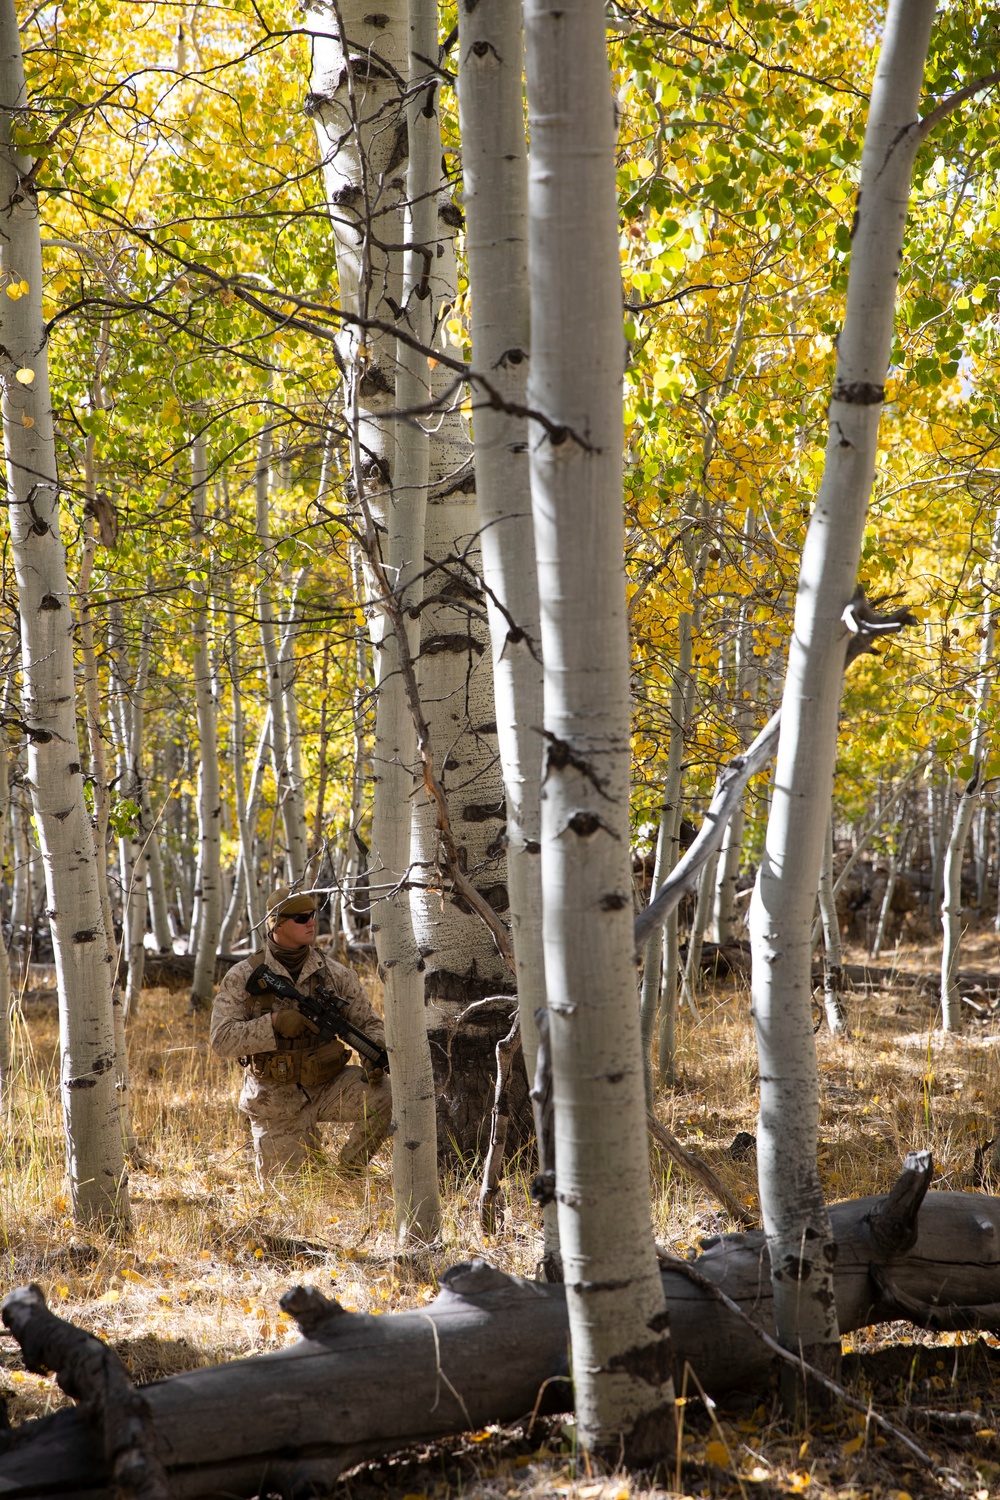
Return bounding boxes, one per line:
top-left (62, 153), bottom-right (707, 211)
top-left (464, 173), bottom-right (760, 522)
top-left (5, 925), bottom-right (1000, 1499)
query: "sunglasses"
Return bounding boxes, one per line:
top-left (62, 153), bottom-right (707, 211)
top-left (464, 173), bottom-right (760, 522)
top-left (284, 911), bottom-right (316, 925)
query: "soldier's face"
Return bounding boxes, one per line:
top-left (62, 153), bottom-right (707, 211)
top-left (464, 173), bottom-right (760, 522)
top-left (273, 911), bottom-right (316, 950)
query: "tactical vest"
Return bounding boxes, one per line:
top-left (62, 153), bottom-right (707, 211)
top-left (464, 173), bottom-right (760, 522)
top-left (243, 950), bottom-right (349, 1088)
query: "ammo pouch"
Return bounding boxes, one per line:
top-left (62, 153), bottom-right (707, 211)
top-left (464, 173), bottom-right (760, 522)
top-left (248, 1037), bottom-right (348, 1088)
top-left (300, 1038), bottom-right (349, 1088)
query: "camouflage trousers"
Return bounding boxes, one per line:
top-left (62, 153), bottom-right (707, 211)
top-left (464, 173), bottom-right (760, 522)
top-left (240, 1065), bottom-right (392, 1182)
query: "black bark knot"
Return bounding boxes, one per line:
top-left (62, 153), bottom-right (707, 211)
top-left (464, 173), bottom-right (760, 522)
top-left (39, 594), bottom-right (62, 611)
top-left (568, 812), bottom-right (601, 837)
top-left (363, 10), bottom-right (389, 23)
top-left (599, 892), bottom-right (628, 910)
top-left (831, 379), bottom-right (885, 406)
top-left (303, 91), bottom-right (333, 117)
top-left (423, 632), bottom-right (483, 657)
top-left (73, 929), bottom-right (99, 943)
top-left (462, 799), bottom-right (505, 823)
top-left (332, 183), bottom-right (364, 209)
top-left (606, 1331), bottom-right (673, 1387)
top-left (359, 364), bottom-right (393, 397)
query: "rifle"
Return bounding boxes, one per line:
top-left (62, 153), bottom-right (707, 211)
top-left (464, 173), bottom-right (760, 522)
top-left (247, 965), bottom-right (390, 1075)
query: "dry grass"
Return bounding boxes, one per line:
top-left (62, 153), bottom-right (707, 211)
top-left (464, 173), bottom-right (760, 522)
top-left (4, 934), bottom-right (1000, 1498)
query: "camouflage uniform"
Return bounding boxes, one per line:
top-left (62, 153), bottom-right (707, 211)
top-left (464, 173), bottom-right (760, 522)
top-left (210, 944), bottom-right (392, 1181)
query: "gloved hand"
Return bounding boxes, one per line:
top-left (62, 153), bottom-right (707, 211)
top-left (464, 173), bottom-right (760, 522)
top-left (272, 1009), bottom-right (319, 1039)
top-left (363, 1066), bottom-right (385, 1086)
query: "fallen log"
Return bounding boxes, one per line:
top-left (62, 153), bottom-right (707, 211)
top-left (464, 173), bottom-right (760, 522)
top-left (4, 1154), bottom-right (1000, 1499)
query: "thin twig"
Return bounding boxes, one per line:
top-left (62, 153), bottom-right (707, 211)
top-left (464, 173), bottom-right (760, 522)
top-left (646, 1112), bottom-right (756, 1228)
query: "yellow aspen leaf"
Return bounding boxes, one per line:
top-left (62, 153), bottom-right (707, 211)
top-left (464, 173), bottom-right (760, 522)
top-left (787, 1472), bottom-right (811, 1492)
top-left (635, 158), bottom-right (655, 179)
top-left (5, 283), bottom-right (21, 299)
top-left (705, 1440), bottom-right (730, 1467)
top-left (21, 412), bottom-right (34, 428)
top-left (15, 367), bottom-right (34, 384)
top-left (19, 279), bottom-right (28, 294)
top-left (841, 1434), bottom-right (865, 1455)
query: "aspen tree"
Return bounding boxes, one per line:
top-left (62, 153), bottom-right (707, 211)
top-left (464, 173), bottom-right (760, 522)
top-left (817, 814), bottom-right (846, 1035)
top-left (0, 670), bottom-right (11, 1103)
top-left (523, 0), bottom-right (672, 1457)
top-left (220, 569), bottom-right (263, 946)
top-left (109, 603), bottom-right (152, 1019)
top-left (366, 0), bottom-right (444, 1242)
top-left (404, 205), bottom-right (508, 1023)
top-left (940, 508), bottom-right (1000, 1029)
top-left (256, 422), bottom-right (309, 883)
top-left (456, 0), bottom-right (550, 1221)
top-left (188, 430), bottom-right (223, 1010)
top-left (652, 621), bottom-right (693, 1087)
top-left (457, 0), bottom-right (547, 1095)
top-left (0, 0), bottom-right (128, 1225)
top-left (748, 0), bottom-right (935, 1380)
top-left (311, 0), bottom-right (441, 1241)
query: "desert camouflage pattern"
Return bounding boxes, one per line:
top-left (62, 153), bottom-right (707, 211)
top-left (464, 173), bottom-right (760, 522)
top-left (210, 944), bottom-right (391, 1180)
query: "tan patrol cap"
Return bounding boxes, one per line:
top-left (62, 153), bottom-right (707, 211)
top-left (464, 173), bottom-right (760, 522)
top-left (266, 886), bottom-right (318, 924)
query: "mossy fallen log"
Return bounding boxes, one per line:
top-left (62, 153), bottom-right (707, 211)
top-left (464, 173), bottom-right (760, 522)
top-left (2, 1154), bottom-right (1000, 1499)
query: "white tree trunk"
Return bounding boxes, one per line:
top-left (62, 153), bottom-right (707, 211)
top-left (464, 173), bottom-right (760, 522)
top-left (748, 0), bottom-right (934, 1377)
top-left (458, 0), bottom-right (554, 1243)
top-left (0, 675), bottom-right (11, 1104)
top-left (523, 0), bottom-right (672, 1458)
top-left (654, 617), bottom-right (693, 1086)
top-left (311, 0), bottom-right (440, 1243)
top-left (682, 847), bottom-right (718, 1004)
top-left (9, 783), bottom-right (32, 980)
top-left (0, 1), bottom-right (128, 1225)
top-left (640, 799), bottom-right (671, 1108)
top-left (110, 604), bottom-right (152, 1020)
top-left (872, 804), bottom-right (910, 959)
top-left (407, 256), bottom-right (508, 1013)
top-left (941, 518), bottom-right (998, 1029)
top-left (713, 510), bottom-right (759, 943)
top-left (220, 572), bottom-right (261, 947)
top-left (188, 432), bottom-right (222, 1010)
top-left (256, 425), bottom-right (309, 884)
top-left (143, 787), bottom-right (174, 953)
top-left (817, 812), bottom-right (846, 1035)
